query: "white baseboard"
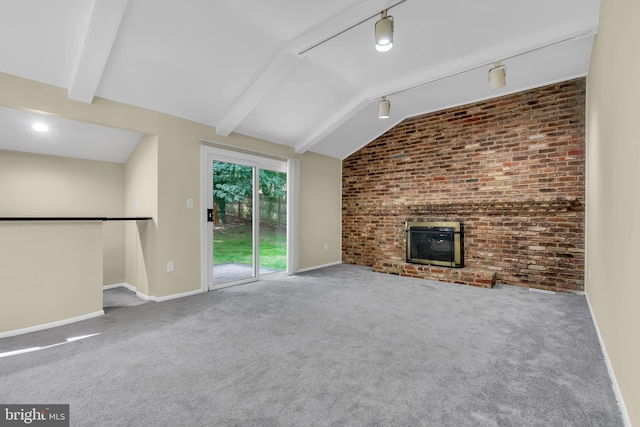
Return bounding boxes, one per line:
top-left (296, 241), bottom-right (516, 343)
top-left (153, 288), bottom-right (204, 302)
top-left (0, 310), bottom-right (104, 339)
top-left (296, 261), bottom-right (343, 273)
top-left (103, 283), bottom-right (204, 302)
top-left (123, 283), bottom-right (137, 293)
top-left (103, 282), bottom-right (137, 292)
top-left (585, 294), bottom-right (632, 427)
top-left (135, 291), bottom-right (153, 301)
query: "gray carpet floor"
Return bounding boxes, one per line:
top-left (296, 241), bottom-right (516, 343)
top-left (0, 264), bottom-right (623, 426)
top-left (103, 287), bottom-right (148, 308)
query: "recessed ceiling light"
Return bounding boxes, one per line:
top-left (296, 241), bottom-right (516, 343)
top-left (32, 122), bottom-right (49, 132)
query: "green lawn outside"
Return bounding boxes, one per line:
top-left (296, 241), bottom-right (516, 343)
top-left (213, 222), bottom-right (287, 270)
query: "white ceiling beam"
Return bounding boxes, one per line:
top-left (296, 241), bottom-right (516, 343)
top-left (68, 0), bottom-right (129, 104)
top-left (295, 97), bottom-right (371, 155)
top-left (215, 0), bottom-right (395, 137)
top-left (215, 51), bottom-right (299, 137)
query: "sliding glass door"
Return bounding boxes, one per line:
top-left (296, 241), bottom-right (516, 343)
top-left (258, 168), bottom-right (287, 278)
top-left (203, 147), bottom-right (288, 289)
top-left (212, 160), bottom-right (255, 284)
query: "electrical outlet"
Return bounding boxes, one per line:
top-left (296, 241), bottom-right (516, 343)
top-left (324, 243), bottom-right (328, 251)
top-left (167, 261), bottom-right (175, 272)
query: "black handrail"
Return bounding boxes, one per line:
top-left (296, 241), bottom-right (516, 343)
top-left (0, 217), bottom-right (152, 222)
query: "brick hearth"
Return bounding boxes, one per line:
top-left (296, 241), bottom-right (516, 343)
top-left (374, 259), bottom-right (497, 288)
top-left (342, 79), bottom-right (585, 292)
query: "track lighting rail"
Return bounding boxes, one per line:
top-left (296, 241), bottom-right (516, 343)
top-left (377, 30), bottom-right (595, 101)
top-left (297, 0), bottom-right (408, 56)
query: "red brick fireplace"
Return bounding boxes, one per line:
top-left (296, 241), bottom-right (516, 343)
top-left (342, 78), bottom-right (585, 292)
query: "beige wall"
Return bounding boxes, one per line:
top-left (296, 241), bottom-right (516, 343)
top-left (124, 135), bottom-right (158, 296)
top-left (300, 151), bottom-right (343, 268)
top-left (0, 149), bottom-right (126, 285)
top-left (586, 0), bottom-right (640, 424)
top-left (0, 72), bottom-right (342, 314)
top-left (0, 222), bottom-right (103, 333)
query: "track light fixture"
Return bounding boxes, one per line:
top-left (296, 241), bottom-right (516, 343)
top-left (375, 10), bottom-right (394, 52)
top-left (368, 32), bottom-right (594, 119)
top-left (489, 61), bottom-right (506, 89)
top-left (298, 1), bottom-right (407, 55)
top-left (378, 96), bottom-right (391, 118)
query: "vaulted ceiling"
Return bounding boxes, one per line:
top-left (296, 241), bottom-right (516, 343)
top-left (0, 0), bottom-right (600, 161)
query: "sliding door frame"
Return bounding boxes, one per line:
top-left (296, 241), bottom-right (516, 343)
top-left (200, 144), bottom-right (299, 291)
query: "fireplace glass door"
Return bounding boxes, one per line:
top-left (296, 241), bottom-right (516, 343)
top-left (410, 227), bottom-right (454, 262)
top-left (406, 221), bottom-right (463, 268)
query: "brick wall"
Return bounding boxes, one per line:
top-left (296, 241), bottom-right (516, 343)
top-left (342, 78), bottom-right (585, 291)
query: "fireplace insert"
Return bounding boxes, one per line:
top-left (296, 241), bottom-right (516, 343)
top-left (406, 221), bottom-right (464, 268)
